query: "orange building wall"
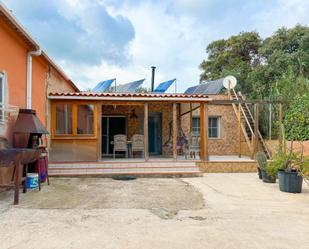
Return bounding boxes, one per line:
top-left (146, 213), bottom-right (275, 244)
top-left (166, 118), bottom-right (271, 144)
top-left (0, 17), bottom-right (77, 144)
top-left (0, 18), bottom-right (28, 109)
top-left (32, 57), bottom-right (47, 124)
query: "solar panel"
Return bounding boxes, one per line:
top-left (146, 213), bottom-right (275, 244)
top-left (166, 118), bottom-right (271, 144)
top-left (153, 79), bottom-right (176, 93)
top-left (184, 85), bottom-right (198, 94)
top-left (92, 79), bottom-right (115, 92)
top-left (115, 79), bottom-right (145, 93)
top-left (184, 78), bottom-right (224, 94)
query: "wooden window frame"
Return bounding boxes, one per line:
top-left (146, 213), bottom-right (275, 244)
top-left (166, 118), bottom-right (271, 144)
top-left (192, 115), bottom-right (221, 139)
top-left (51, 101), bottom-right (97, 140)
top-left (0, 72), bottom-right (6, 124)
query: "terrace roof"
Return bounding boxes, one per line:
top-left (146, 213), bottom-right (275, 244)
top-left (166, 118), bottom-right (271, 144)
top-left (48, 92), bottom-right (212, 102)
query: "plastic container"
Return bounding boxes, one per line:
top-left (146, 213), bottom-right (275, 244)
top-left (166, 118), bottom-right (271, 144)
top-left (26, 173), bottom-right (39, 189)
top-left (278, 170), bottom-right (303, 193)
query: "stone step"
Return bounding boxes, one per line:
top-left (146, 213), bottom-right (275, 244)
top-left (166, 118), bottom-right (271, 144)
top-left (49, 168), bottom-right (202, 177)
top-left (49, 161), bottom-right (197, 168)
top-left (48, 162), bottom-right (201, 177)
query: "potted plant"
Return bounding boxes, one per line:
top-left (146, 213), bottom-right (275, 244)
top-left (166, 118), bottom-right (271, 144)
top-left (267, 95), bottom-right (309, 193)
top-left (266, 142), bottom-right (309, 193)
top-left (256, 151), bottom-right (276, 183)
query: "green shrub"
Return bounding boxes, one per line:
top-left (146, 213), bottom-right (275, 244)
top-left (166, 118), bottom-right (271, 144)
top-left (284, 95), bottom-right (309, 141)
top-left (266, 151), bottom-right (295, 178)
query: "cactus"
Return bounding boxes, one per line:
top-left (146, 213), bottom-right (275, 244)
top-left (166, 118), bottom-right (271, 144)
top-left (256, 151), bottom-right (267, 170)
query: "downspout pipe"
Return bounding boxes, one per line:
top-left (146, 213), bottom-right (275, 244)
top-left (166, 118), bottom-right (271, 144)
top-left (26, 48), bottom-right (42, 109)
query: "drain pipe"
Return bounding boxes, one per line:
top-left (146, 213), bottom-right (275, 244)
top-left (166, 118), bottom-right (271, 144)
top-left (26, 48), bottom-right (42, 109)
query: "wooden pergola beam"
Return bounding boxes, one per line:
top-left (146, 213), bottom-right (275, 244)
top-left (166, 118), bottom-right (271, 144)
top-left (238, 103), bottom-right (241, 158)
top-left (209, 100), bottom-right (288, 105)
top-left (200, 103), bottom-right (209, 161)
top-left (173, 103), bottom-right (177, 160)
top-left (144, 103), bottom-right (149, 161)
top-left (253, 103), bottom-right (259, 156)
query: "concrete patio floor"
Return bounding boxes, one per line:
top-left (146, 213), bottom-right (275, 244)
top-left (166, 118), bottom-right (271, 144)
top-left (1, 173), bottom-right (309, 249)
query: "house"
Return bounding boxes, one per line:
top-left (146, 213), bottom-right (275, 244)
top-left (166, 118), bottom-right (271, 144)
top-left (0, 2), bottom-right (78, 144)
top-left (47, 89), bottom-right (269, 175)
top-left (0, 2), bottom-right (266, 175)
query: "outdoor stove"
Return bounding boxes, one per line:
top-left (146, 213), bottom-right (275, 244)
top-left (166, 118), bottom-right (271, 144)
top-left (12, 109), bottom-right (49, 190)
top-left (0, 109), bottom-right (48, 204)
top-left (13, 109), bottom-right (47, 149)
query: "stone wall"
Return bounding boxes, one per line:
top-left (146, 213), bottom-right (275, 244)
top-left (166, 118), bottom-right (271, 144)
top-left (197, 161), bottom-right (258, 173)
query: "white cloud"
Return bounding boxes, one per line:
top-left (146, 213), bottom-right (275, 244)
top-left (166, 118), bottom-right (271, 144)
top-left (3, 0), bottom-right (309, 92)
top-left (252, 0), bottom-right (309, 37)
top-left (70, 1), bottom-right (210, 92)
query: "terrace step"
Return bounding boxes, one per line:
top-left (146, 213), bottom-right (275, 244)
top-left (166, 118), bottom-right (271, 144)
top-left (48, 161), bottom-right (202, 177)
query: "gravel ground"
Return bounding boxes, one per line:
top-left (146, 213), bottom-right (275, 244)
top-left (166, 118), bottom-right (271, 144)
top-left (1, 174), bottom-right (309, 249)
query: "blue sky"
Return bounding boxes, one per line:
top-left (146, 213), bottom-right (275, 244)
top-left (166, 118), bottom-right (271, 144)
top-left (2, 0), bottom-right (309, 91)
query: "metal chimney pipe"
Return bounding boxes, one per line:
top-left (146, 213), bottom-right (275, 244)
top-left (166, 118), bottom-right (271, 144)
top-left (151, 66), bottom-right (156, 92)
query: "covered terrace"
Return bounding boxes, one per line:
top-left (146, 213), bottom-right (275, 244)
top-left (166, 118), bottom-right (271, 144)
top-left (48, 92), bottom-right (212, 163)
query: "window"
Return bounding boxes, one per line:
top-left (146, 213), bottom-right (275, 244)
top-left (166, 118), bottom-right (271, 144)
top-left (77, 104), bottom-right (94, 134)
top-left (192, 117), bottom-right (200, 134)
top-left (191, 116), bottom-right (221, 138)
top-left (56, 104), bottom-right (72, 134)
top-left (208, 117), bottom-right (220, 138)
top-left (53, 102), bottom-right (96, 138)
top-left (0, 73), bottom-right (5, 122)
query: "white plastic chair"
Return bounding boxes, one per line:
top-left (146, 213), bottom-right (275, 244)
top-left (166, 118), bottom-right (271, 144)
top-left (113, 134), bottom-right (128, 159)
top-left (131, 134), bottom-right (144, 158)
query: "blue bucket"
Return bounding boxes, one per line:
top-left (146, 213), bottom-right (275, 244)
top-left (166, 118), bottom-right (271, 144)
top-left (26, 173), bottom-right (39, 189)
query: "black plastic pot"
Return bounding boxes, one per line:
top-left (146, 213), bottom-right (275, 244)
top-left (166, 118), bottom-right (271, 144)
top-left (257, 167), bottom-right (262, 179)
top-left (278, 170), bottom-right (303, 193)
top-left (261, 169), bottom-right (276, 183)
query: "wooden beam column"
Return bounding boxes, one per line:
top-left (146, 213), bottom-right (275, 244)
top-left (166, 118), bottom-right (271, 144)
top-left (97, 103), bottom-right (102, 162)
top-left (253, 103), bottom-right (259, 156)
top-left (189, 103), bottom-right (193, 133)
top-left (238, 103), bottom-right (242, 158)
top-left (144, 103), bottom-right (149, 161)
top-left (173, 103), bottom-right (177, 160)
top-left (200, 103), bottom-right (209, 161)
top-left (278, 103), bottom-right (283, 152)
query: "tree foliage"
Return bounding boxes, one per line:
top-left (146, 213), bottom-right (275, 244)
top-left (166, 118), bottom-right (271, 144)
top-left (200, 31), bottom-right (262, 95)
top-left (200, 25), bottom-right (309, 100)
top-left (284, 96), bottom-right (309, 141)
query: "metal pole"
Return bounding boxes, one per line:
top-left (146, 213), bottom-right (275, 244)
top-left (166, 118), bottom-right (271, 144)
top-left (151, 66), bottom-right (156, 92)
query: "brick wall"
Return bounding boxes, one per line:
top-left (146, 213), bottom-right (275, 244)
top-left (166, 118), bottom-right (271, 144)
top-left (181, 95), bottom-right (251, 156)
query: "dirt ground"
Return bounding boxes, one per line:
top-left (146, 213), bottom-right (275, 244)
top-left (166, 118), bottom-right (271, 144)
top-left (1, 174), bottom-right (309, 249)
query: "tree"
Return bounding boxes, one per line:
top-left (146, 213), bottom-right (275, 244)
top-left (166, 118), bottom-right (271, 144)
top-left (199, 25), bottom-right (309, 100)
top-left (200, 31), bottom-right (262, 95)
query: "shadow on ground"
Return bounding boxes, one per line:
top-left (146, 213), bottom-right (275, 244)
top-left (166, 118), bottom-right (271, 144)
top-left (1, 178), bottom-right (204, 210)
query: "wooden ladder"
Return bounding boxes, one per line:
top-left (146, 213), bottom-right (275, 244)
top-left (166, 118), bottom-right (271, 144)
top-left (230, 89), bottom-right (271, 159)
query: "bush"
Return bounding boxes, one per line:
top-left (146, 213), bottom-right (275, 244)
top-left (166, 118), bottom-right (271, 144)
top-left (284, 95), bottom-right (309, 141)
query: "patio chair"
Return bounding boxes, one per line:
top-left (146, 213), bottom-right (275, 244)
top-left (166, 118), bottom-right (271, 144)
top-left (186, 133), bottom-right (200, 159)
top-left (113, 134), bottom-right (128, 159)
top-left (131, 134), bottom-right (144, 158)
